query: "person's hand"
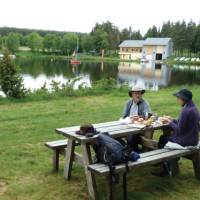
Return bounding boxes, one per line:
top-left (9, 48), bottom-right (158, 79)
top-left (130, 115), bottom-right (139, 122)
top-left (163, 115), bottom-right (173, 120)
top-left (159, 116), bottom-right (172, 124)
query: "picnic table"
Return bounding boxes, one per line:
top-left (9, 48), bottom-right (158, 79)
top-left (56, 120), bottom-right (168, 199)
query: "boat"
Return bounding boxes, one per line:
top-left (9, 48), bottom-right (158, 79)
top-left (70, 59), bottom-right (81, 65)
top-left (70, 38), bottom-right (81, 65)
top-left (141, 58), bottom-right (149, 63)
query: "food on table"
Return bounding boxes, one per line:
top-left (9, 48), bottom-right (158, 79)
top-left (130, 115), bottom-right (140, 122)
top-left (158, 116), bottom-right (170, 124)
top-left (143, 118), bottom-right (154, 126)
top-left (131, 116), bottom-right (154, 126)
top-left (137, 118), bottom-right (144, 122)
top-left (163, 115), bottom-right (172, 120)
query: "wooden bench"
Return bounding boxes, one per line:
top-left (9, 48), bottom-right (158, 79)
top-left (88, 148), bottom-right (200, 200)
top-left (45, 139), bottom-right (79, 172)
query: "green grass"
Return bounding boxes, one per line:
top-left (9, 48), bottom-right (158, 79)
top-left (14, 50), bottom-right (141, 63)
top-left (0, 86), bottom-right (200, 200)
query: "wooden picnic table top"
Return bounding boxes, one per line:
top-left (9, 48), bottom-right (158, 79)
top-left (56, 120), bottom-right (168, 143)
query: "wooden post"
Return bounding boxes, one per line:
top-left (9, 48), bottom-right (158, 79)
top-left (192, 152), bottom-right (200, 179)
top-left (141, 130), bottom-right (157, 150)
top-left (53, 149), bottom-right (60, 172)
top-left (123, 172), bottom-right (127, 200)
top-left (81, 143), bottom-right (97, 200)
top-left (101, 49), bottom-right (104, 60)
top-left (64, 138), bottom-right (75, 180)
top-left (106, 175), bottom-right (115, 200)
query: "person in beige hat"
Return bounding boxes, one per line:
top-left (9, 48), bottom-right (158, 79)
top-left (123, 85), bottom-right (151, 119)
top-left (122, 84), bottom-right (152, 152)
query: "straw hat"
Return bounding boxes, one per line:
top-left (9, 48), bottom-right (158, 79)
top-left (128, 85), bottom-right (146, 97)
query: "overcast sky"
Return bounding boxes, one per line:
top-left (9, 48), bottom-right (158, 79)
top-left (0, 0), bottom-right (199, 35)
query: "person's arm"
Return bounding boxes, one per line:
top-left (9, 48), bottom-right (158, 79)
top-left (169, 109), bottom-right (188, 134)
top-left (172, 119), bottom-right (178, 124)
top-left (144, 101), bottom-right (152, 114)
top-left (122, 100), bottom-right (131, 118)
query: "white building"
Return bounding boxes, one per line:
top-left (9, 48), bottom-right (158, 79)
top-left (119, 38), bottom-right (173, 61)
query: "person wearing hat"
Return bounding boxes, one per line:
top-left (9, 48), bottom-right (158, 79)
top-left (122, 85), bottom-right (152, 152)
top-left (152, 89), bottom-right (200, 177)
top-left (158, 88), bottom-right (200, 148)
top-left (123, 85), bottom-right (151, 119)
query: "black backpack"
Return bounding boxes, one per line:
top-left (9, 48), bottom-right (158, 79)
top-left (92, 132), bottom-right (132, 178)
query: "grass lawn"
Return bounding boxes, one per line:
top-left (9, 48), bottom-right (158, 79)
top-left (0, 86), bottom-right (200, 200)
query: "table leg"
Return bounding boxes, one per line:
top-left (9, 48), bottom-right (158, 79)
top-left (81, 143), bottom-right (97, 200)
top-left (64, 138), bottom-right (75, 180)
top-left (192, 152), bottom-right (200, 179)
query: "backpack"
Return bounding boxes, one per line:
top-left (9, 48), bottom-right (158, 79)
top-left (92, 132), bottom-right (140, 182)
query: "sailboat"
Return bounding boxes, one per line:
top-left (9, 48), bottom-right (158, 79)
top-left (70, 38), bottom-right (81, 65)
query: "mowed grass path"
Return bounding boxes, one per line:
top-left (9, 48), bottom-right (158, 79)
top-left (0, 86), bottom-right (200, 200)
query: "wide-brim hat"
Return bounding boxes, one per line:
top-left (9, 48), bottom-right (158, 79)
top-left (128, 86), bottom-right (145, 97)
top-left (75, 124), bottom-right (99, 137)
top-left (173, 89), bottom-right (192, 102)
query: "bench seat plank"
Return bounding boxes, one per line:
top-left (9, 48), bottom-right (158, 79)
top-left (88, 149), bottom-right (198, 175)
top-left (45, 139), bottom-right (79, 149)
top-left (45, 139), bottom-right (69, 149)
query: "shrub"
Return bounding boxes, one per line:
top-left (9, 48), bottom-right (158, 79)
top-left (0, 52), bottom-right (27, 98)
top-left (93, 78), bottom-right (117, 90)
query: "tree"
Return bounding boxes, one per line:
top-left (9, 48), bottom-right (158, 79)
top-left (27, 32), bottom-right (43, 51)
top-left (0, 35), bottom-right (2, 49)
top-left (81, 34), bottom-right (94, 53)
top-left (193, 24), bottom-right (200, 53)
top-left (131, 30), bottom-right (143, 40)
top-left (60, 33), bottom-right (78, 55)
top-left (91, 21), bottom-right (120, 50)
top-left (161, 21), bottom-right (172, 37)
top-left (144, 25), bottom-right (159, 38)
top-left (120, 28), bottom-right (131, 42)
top-left (186, 20), bottom-right (197, 53)
top-left (92, 29), bottom-right (109, 53)
top-left (43, 33), bottom-right (61, 52)
top-left (6, 32), bottom-right (20, 53)
top-left (0, 52), bottom-right (27, 98)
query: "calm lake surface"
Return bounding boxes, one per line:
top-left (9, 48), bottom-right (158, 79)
top-left (15, 58), bottom-right (200, 91)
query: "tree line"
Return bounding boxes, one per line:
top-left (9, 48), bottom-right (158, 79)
top-left (0, 20), bottom-right (200, 56)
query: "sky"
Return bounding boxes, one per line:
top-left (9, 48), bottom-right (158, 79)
top-left (0, 0), bottom-right (199, 35)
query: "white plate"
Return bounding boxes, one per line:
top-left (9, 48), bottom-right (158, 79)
top-left (127, 124), bottom-right (146, 129)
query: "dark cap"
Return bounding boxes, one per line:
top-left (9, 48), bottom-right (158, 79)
top-left (173, 89), bottom-right (192, 102)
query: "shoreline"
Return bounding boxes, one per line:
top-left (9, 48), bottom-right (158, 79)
top-left (1, 50), bottom-right (199, 65)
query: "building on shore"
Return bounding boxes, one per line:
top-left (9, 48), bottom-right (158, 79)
top-left (119, 40), bottom-right (144, 60)
top-left (119, 38), bottom-right (173, 61)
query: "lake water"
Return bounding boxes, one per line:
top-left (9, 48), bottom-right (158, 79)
top-left (15, 58), bottom-right (200, 91)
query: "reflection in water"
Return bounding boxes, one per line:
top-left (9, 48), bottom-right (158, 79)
top-left (170, 65), bottom-right (200, 85)
top-left (118, 62), bottom-right (171, 90)
top-left (12, 58), bottom-right (200, 91)
top-left (22, 74), bottom-right (91, 90)
top-left (16, 58), bottom-right (118, 90)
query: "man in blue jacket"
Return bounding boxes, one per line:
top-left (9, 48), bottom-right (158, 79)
top-left (122, 85), bottom-right (152, 152)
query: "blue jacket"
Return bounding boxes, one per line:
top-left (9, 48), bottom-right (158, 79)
top-left (169, 100), bottom-right (200, 146)
top-left (122, 99), bottom-right (151, 119)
